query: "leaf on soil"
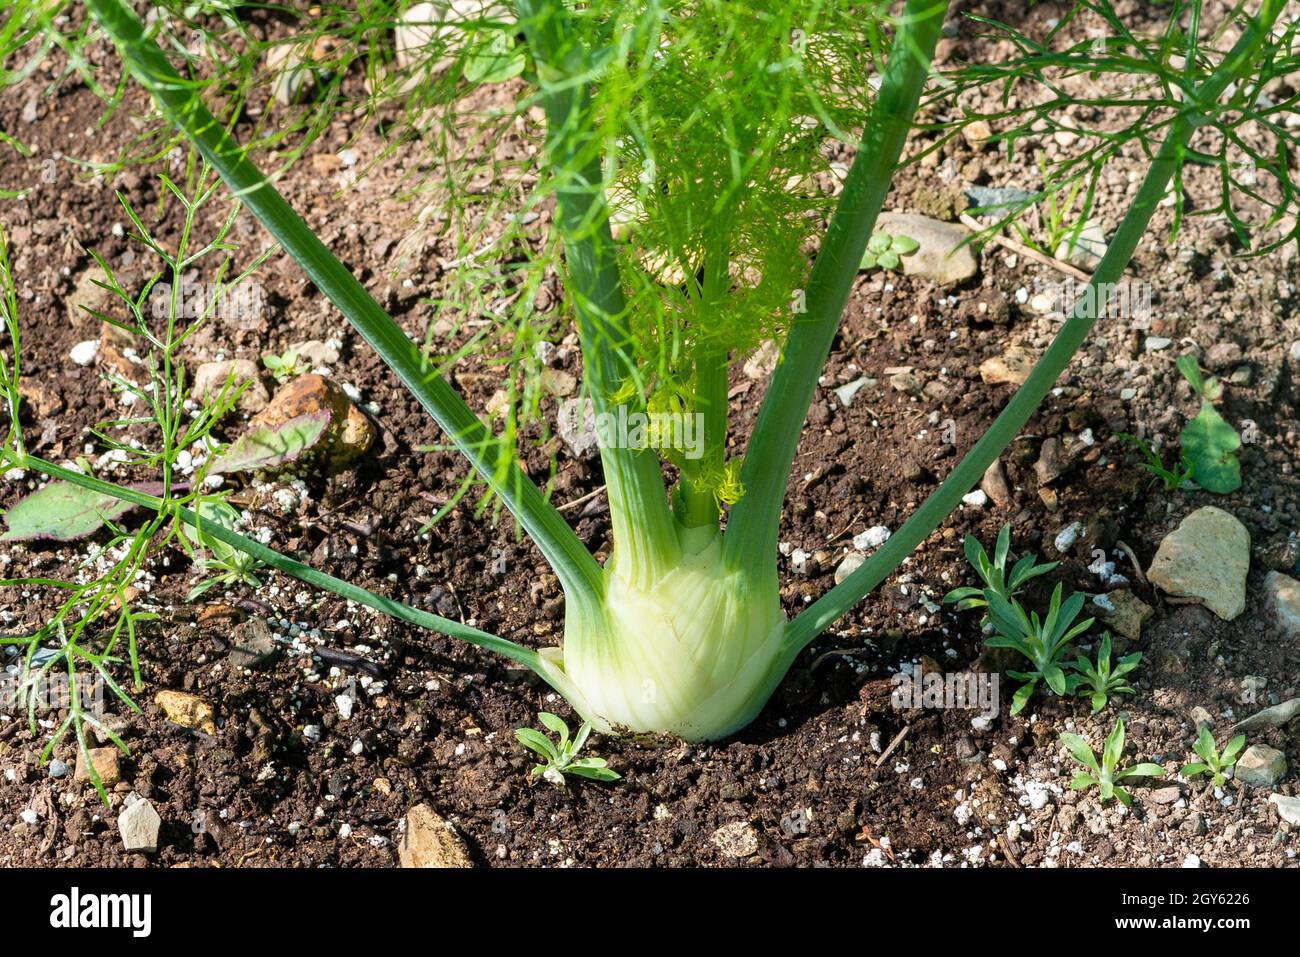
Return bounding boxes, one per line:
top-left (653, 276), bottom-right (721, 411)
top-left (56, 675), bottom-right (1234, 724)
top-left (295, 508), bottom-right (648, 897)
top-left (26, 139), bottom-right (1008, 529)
top-left (209, 410), bottom-right (330, 475)
top-left (1, 481), bottom-right (146, 542)
top-left (1180, 400), bottom-right (1241, 494)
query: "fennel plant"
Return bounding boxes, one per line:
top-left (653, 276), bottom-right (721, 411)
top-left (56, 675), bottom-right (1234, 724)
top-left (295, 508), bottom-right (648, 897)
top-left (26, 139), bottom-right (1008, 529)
top-left (2, 0), bottom-right (1294, 747)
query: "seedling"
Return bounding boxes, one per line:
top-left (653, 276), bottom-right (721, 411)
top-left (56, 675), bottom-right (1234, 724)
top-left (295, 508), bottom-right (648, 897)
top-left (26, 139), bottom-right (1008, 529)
top-left (182, 500), bottom-right (266, 600)
top-left (262, 348), bottom-right (310, 383)
top-left (1115, 432), bottom-right (1194, 491)
top-left (860, 231), bottom-right (919, 271)
top-left (515, 712), bottom-right (620, 785)
top-left (943, 523), bottom-right (1058, 615)
top-left (1060, 717), bottom-right (1166, 806)
top-left (984, 583), bottom-right (1094, 715)
top-left (1175, 355), bottom-right (1242, 494)
top-left (1180, 727), bottom-right (1246, 789)
top-left (1066, 633), bottom-right (1141, 713)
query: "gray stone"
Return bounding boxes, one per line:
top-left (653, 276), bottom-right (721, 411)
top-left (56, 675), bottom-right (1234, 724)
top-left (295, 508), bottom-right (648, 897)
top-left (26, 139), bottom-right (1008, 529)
top-left (1054, 220), bottom-right (1109, 270)
top-left (1235, 698), bottom-right (1300, 732)
top-left (1269, 793), bottom-right (1300, 826)
top-left (191, 359), bottom-right (269, 414)
top-left (118, 797), bottom-right (161, 853)
top-left (1234, 744), bottom-right (1287, 788)
top-left (1146, 507), bottom-right (1250, 620)
top-left (874, 212), bottom-right (978, 286)
top-left (228, 618), bottom-right (279, 671)
top-left (1264, 571), bottom-right (1300, 637)
top-left (834, 552), bottom-right (865, 585)
top-left (979, 346), bottom-right (1035, 387)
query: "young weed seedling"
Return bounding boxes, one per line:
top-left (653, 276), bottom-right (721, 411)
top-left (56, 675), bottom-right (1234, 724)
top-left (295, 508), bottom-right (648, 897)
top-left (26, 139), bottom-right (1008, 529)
top-left (1061, 717), bottom-right (1166, 807)
top-left (262, 348), bottom-right (311, 384)
top-left (1181, 727), bottom-right (1246, 789)
top-left (943, 523), bottom-right (1058, 615)
top-left (1175, 355), bottom-right (1242, 494)
top-left (1115, 433), bottom-right (1195, 492)
top-left (860, 231), bottom-right (919, 271)
top-left (985, 583), bottom-right (1094, 715)
top-left (1066, 633), bottom-right (1141, 713)
top-left (515, 712), bottom-right (621, 785)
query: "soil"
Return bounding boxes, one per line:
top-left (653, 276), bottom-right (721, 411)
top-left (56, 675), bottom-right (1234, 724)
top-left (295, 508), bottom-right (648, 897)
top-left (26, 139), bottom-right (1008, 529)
top-left (2, 1), bottom-right (1299, 868)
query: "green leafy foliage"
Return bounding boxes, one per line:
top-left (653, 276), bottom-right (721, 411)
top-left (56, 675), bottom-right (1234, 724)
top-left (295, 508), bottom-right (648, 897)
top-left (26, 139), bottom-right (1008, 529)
top-left (1176, 355), bottom-right (1241, 494)
top-left (262, 349), bottom-right (310, 383)
top-left (1, 480), bottom-right (139, 541)
top-left (463, 28), bottom-right (526, 85)
top-left (1181, 727), bottom-right (1246, 789)
top-left (1115, 432), bottom-right (1195, 491)
top-left (985, 582), bottom-right (1094, 715)
top-left (1061, 717), bottom-right (1166, 806)
top-left (182, 499), bottom-right (266, 600)
top-left (515, 711), bottom-right (621, 784)
top-left (943, 523), bottom-right (1058, 614)
top-left (860, 231), bottom-right (920, 271)
top-left (1066, 633), bottom-right (1141, 712)
top-left (209, 411), bottom-right (330, 475)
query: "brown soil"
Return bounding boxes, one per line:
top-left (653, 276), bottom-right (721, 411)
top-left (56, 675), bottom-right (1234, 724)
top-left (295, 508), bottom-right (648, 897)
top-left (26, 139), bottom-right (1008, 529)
top-left (2, 2), bottom-right (1299, 868)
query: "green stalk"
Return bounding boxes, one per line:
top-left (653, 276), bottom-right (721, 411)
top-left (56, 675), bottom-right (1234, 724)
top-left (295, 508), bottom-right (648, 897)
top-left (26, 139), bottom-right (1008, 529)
top-left (514, 0), bottom-right (681, 588)
top-left (85, 0), bottom-right (603, 612)
top-left (723, 0), bottom-right (947, 577)
top-left (784, 0), bottom-right (1287, 653)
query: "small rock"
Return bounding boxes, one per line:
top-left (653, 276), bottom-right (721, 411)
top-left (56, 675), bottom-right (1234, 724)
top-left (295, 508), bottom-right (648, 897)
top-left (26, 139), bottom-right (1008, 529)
top-left (191, 359), bottom-right (269, 414)
top-left (154, 690), bottom-right (217, 735)
top-left (287, 339), bottom-right (341, 367)
top-left (834, 552), bottom-right (865, 585)
top-left (980, 460), bottom-right (1012, 507)
top-left (962, 489), bottom-right (988, 508)
top-left (1145, 786), bottom-right (1183, 805)
top-left (834, 376), bottom-right (870, 408)
top-left (979, 346), bottom-right (1035, 386)
top-left (711, 820), bottom-right (760, 859)
top-left (1269, 793), bottom-right (1300, 826)
top-left (743, 341), bottom-right (780, 379)
top-left (1234, 744), bottom-right (1287, 788)
top-left (1054, 521), bottom-right (1084, 554)
top-left (250, 374), bottom-right (374, 467)
top-left (853, 525), bottom-right (891, 551)
top-left (266, 42), bottom-right (318, 106)
top-left (555, 397), bottom-right (599, 459)
top-left (1190, 706), bottom-right (1215, 729)
top-left (48, 759), bottom-right (70, 779)
top-left (1034, 437), bottom-right (1070, 485)
top-left (1235, 698), bottom-right (1300, 732)
top-left (399, 804), bottom-right (473, 867)
top-left (1265, 571), bottom-right (1300, 637)
top-left (889, 371), bottom-right (923, 397)
top-left (1146, 506), bottom-right (1250, 620)
top-left (1181, 853), bottom-right (1202, 868)
top-left (874, 212), bottom-right (978, 286)
top-left (1144, 336), bottom-right (1173, 352)
top-left (69, 339), bottom-right (100, 366)
top-left (228, 618), bottom-right (279, 670)
top-left (1094, 589), bottom-right (1153, 642)
top-left (75, 747), bottom-right (122, 787)
top-left (118, 798), bottom-right (162, 853)
top-left (1054, 220), bottom-right (1108, 270)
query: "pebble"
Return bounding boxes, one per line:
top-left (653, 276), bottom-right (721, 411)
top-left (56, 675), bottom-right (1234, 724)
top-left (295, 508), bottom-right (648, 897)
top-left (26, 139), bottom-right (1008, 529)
top-left (1182, 853), bottom-right (1202, 868)
top-left (1235, 698), bottom-right (1300, 732)
top-left (1094, 589), bottom-right (1153, 642)
top-left (191, 359), bottom-right (269, 413)
top-left (834, 376), bottom-right (871, 408)
top-left (834, 552), bottom-right (865, 585)
top-left (1269, 794), bottom-right (1300, 826)
top-left (118, 797), bottom-right (161, 853)
top-left (1054, 220), bottom-right (1109, 270)
top-left (1264, 571), bottom-right (1300, 638)
top-left (75, 747), bottom-right (122, 787)
top-left (1034, 437), bottom-right (1070, 485)
top-left (335, 694), bottom-right (355, 720)
top-left (1235, 745), bottom-right (1287, 788)
top-left (48, 759), bottom-right (70, 779)
top-left (961, 490), bottom-right (988, 508)
top-left (873, 212), bottom-right (979, 286)
top-left (980, 459), bottom-right (1012, 507)
top-left (979, 346), bottom-right (1035, 386)
top-left (1146, 506), bottom-right (1250, 620)
top-left (399, 804), bottom-right (473, 868)
top-left (69, 339), bottom-right (100, 366)
top-left (154, 690), bottom-right (217, 735)
top-left (853, 525), bottom-right (891, 551)
top-left (711, 821), bottom-right (760, 859)
top-left (1144, 336), bottom-right (1173, 352)
top-left (1054, 522), bottom-right (1084, 553)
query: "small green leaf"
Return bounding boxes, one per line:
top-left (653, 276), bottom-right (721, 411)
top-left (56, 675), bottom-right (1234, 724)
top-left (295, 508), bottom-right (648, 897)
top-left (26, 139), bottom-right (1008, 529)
top-left (1180, 400), bottom-right (1241, 494)
top-left (1180, 762), bottom-right (1209, 777)
top-left (891, 234), bottom-right (920, 255)
top-left (210, 410), bottom-right (330, 474)
top-left (1220, 734), bottom-right (1246, 764)
top-left (877, 251), bottom-right (900, 270)
top-left (1070, 771), bottom-right (1098, 790)
top-left (1090, 691), bottom-right (1106, 713)
top-left (1010, 679), bottom-right (1036, 715)
top-left (1059, 732), bottom-right (1099, 773)
top-left (537, 711), bottom-right (569, 747)
top-left (867, 232), bottom-right (893, 255)
top-left (0, 481), bottom-right (138, 541)
top-left (463, 31), bottom-right (526, 84)
top-left (515, 727), bottom-right (558, 761)
top-left (1121, 763), bottom-right (1166, 780)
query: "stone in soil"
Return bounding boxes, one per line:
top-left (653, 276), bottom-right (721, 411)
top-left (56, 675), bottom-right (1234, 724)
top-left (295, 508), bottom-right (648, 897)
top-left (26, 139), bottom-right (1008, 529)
top-left (191, 359), bottom-right (269, 414)
top-left (711, 820), bottom-right (760, 859)
top-left (228, 618), bottom-right (279, 671)
top-left (154, 690), bottom-right (217, 735)
top-left (979, 346), bottom-right (1035, 386)
top-left (1269, 794), bottom-right (1300, 827)
top-left (1235, 698), bottom-right (1300, 732)
top-left (250, 373), bottom-right (374, 468)
top-left (834, 552), bottom-right (864, 585)
top-left (398, 803), bottom-right (473, 868)
top-left (1034, 437), bottom-right (1071, 485)
top-left (1234, 744), bottom-right (1287, 788)
top-left (1264, 571), bottom-right (1300, 637)
top-left (874, 212), bottom-right (978, 286)
top-left (1054, 220), bottom-right (1108, 270)
top-left (1145, 506), bottom-right (1250, 620)
top-left (980, 459), bottom-right (1011, 507)
top-left (75, 747), bottom-right (122, 787)
top-left (1093, 589), bottom-right (1153, 642)
top-left (118, 797), bottom-right (161, 853)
